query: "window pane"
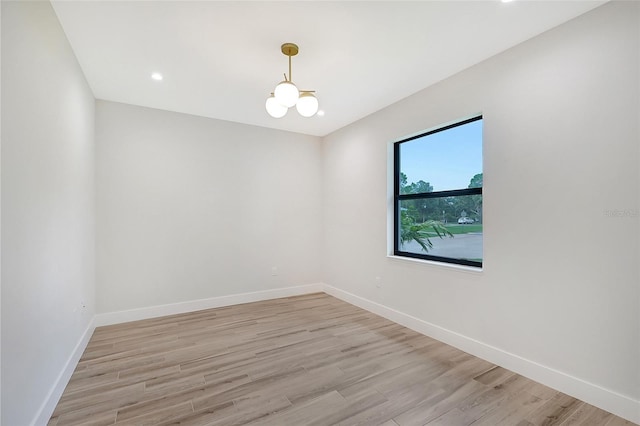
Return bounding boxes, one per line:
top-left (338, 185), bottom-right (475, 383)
top-left (399, 119), bottom-right (482, 193)
top-left (398, 196), bottom-right (482, 263)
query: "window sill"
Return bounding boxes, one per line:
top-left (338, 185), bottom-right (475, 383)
top-left (386, 255), bottom-right (483, 273)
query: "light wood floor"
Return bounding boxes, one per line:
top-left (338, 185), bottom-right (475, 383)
top-left (50, 293), bottom-right (635, 426)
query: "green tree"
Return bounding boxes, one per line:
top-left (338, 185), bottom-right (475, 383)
top-left (400, 172), bottom-right (408, 193)
top-left (468, 173), bottom-right (483, 188)
top-left (410, 180), bottom-right (433, 194)
top-left (400, 175), bottom-right (433, 196)
top-left (400, 176), bottom-right (435, 223)
top-left (409, 181), bottom-right (434, 222)
top-left (467, 173), bottom-right (483, 223)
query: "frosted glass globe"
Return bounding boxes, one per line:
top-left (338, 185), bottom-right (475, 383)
top-left (265, 95), bottom-right (287, 118)
top-left (296, 92), bottom-right (319, 117)
top-left (274, 81), bottom-right (299, 108)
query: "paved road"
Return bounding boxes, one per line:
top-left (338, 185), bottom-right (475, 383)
top-left (401, 233), bottom-right (482, 260)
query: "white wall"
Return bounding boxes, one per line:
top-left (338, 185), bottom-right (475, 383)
top-left (0, 2), bottom-right (3, 422)
top-left (323, 1), bottom-right (639, 420)
top-left (1, 0), bottom-right (637, 423)
top-left (95, 101), bottom-right (322, 314)
top-left (1, 1), bottom-right (96, 425)
top-left (0, 2), bottom-right (2, 424)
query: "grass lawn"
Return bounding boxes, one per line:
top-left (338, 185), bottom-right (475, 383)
top-left (445, 224), bottom-right (483, 234)
top-left (424, 223), bottom-right (483, 235)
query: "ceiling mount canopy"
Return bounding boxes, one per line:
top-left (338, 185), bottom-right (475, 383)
top-left (266, 43), bottom-right (319, 118)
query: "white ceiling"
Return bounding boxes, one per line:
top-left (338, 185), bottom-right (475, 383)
top-left (51, 1), bottom-right (605, 137)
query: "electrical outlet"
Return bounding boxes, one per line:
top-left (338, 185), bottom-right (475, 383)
top-left (375, 276), bottom-right (382, 288)
top-left (271, 266), bottom-right (278, 276)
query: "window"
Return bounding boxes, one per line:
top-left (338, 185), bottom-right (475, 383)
top-left (394, 116), bottom-right (483, 268)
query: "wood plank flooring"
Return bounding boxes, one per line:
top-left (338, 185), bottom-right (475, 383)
top-left (49, 293), bottom-right (636, 426)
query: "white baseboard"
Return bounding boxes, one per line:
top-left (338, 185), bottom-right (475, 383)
top-left (32, 317), bottom-right (96, 426)
top-left (34, 283), bottom-right (639, 425)
top-left (94, 283), bottom-right (324, 327)
top-left (35, 283), bottom-right (323, 425)
top-left (322, 284), bottom-right (640, 424)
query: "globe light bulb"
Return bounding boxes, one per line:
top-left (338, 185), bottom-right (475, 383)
top-left (265, 95), bottom-right (287, 118)
top-left (274, 80), bottom-right (299, 108)
top-left (296, 92), bottom-right (319, 117)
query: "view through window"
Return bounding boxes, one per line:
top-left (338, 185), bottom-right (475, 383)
top-left (394, 116), bottom-right (483, 267)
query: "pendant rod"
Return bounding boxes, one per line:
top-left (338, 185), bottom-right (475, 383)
top-left (281, 43), bottom-right (299, 82)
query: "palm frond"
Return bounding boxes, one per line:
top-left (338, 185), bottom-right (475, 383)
top-left (400, 213), bottom-right (453, 253)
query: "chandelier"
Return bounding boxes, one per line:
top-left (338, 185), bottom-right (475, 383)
top-left (265, 43), bottom-right (319, 118)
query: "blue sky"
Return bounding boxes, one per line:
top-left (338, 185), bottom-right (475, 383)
top-left (400, 119), bottom-right (483, 191)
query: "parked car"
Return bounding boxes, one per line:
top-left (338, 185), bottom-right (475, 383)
top-left (458, 217), bottom-right (474, 224)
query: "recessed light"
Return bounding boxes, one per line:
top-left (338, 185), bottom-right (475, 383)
top-left (501, 0), bottom-right (514, 3)
top-left (316, 110), bottom-right (325, 117)
top-left (151, 72), bottom-right (163, 81)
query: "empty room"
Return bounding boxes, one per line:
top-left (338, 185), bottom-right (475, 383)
top-left (1, 1), bottom-right (639, 425)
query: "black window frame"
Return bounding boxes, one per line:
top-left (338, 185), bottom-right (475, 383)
top-left (393, 115), bottom-right (483, 268)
